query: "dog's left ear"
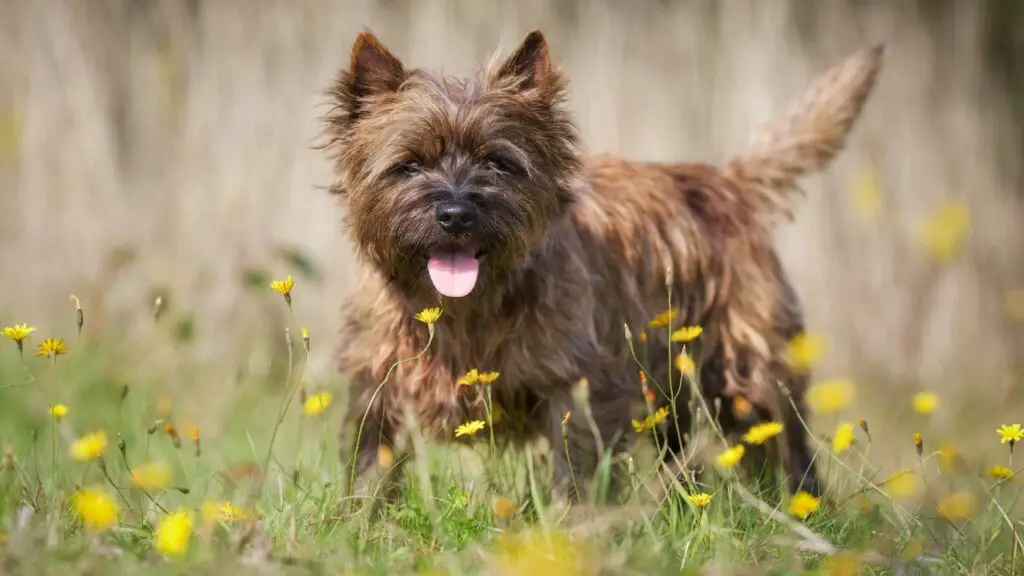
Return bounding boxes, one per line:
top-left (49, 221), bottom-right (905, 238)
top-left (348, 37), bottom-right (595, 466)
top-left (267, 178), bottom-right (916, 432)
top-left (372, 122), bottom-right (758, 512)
top-left (491, 30), bottom-right (554, 93)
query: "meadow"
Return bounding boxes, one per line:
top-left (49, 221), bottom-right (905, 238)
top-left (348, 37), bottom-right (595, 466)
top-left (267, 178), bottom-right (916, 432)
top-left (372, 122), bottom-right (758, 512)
top-left (2, 1), bottom-right (1023, 574)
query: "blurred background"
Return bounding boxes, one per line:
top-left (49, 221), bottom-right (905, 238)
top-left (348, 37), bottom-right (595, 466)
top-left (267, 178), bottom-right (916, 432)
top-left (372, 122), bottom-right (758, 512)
top-left (0, 1), bottom-right (1022, 461)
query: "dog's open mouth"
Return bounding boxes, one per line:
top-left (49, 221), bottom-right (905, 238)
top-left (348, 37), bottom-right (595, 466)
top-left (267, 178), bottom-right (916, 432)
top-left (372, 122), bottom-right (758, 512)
top-left (426, 250), bottom-right (483, 298)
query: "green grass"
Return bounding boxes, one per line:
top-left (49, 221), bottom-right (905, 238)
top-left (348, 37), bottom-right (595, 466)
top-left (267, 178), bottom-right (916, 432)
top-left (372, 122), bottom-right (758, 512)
top-left (1, 294), bottom-right (1022, 576)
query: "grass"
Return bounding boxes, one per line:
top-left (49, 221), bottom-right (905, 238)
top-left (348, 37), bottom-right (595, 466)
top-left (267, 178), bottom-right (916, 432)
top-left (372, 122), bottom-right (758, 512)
top-left (1, 273), bottom-right (1023, 576)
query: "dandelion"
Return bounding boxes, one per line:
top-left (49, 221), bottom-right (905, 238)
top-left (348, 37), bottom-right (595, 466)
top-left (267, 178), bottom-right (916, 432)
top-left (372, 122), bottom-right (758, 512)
top-left (853, 164), bottom-right (882, 221)
top-left (788, 491), bottom-right (820, 520)
top-left (35, 337), bottom-right (68, 359)
top-left (70, 431), bottom-right (107, 461)
top-left (806, 378), bottom-right (856, 415)
top-left (648, 309), bottom-right (677, 329)
top-left (414, 306), bottom-right (443, 325)
top-left (937, 491), bottom-right (976, 520)
top-left (631, 406), bottom-right (670, 433)
top-left (377, 445), bottom-right (394, 469)
top-left (686, 492), bottom-right (713, 509)
top-left (938, 442), bottom-right (958, 471)
top-left (675, 353), bottom-right (696, 378)
top-left (918, 200), bottom-right (970, 263)
top-left (304, 391), bottom-right (332, 416)
top-left (201, 501), bottom-right (248, 525)
top-left (455, 420), bottom-right (486, 438)
top-left (914, 432), bottom-right (923, 457)
top-left (494, 529), bottom-right (586, 576)
top-left (832, 422), bottom-right (855, 455)
top-left (989, 465), bottom-right (1015, 482)
top-left (786, 332), bottom-right (826, 372)
top-left (49, 404), bottom-right (68, 421)
top-left (154, 509), bottom-right (194, 557)
top-left (669, 325), bottom-right (703, 343)
top-left (883, 469), bottom-right (921, 500)
top-left (269, 274), bottom-right (295, 306)
top-left (189, 427), bottom-right (200, 457)
top-left (715, 444), bottom-right (745, 469)
top-left (130, 461), bottom-right (171, 491)
top-left (2, 324), bottom-right (34, 354)
top-left (458, 369), bottom-right (480, 387)
top-left (733, 396), bottom-right (753, 418)
top-left (477, 371), bottom-right (501, 384)
top-left (858, 417), bottom-right (871, 441)
top-left (997, 424), bottom-right (1024, 450)
top-left (912, 392), bottom-right (939, 415)
top-left (72, 488), bottom-right (119, 532)
top-left (492, 496), bottom-right (516, 520)
top-left (741, 421), bottom-right (784, 445)
top-left (164, 423), bottom-right (181, 449)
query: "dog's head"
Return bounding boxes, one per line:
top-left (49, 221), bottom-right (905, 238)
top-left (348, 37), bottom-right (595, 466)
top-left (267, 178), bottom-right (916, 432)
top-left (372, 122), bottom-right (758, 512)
top-left (323, 31), bottom-right (581, 301)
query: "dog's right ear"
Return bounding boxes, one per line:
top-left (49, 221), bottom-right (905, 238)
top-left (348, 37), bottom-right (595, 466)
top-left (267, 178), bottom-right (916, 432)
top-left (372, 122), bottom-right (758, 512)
top-left (348, 31), bottom-right (406, 99)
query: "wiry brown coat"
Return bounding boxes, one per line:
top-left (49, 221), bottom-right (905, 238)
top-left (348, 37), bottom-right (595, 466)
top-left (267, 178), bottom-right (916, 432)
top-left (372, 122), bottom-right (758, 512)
top-left (321, 30), bottom-right (885, 499)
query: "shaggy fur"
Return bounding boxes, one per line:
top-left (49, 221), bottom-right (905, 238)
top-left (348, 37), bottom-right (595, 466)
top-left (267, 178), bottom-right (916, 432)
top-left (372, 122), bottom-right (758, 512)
top-left (321, 30), bottom-right (885, 500)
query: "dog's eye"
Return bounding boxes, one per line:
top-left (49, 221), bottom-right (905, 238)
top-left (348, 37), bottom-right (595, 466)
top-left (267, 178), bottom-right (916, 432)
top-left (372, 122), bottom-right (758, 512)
top-left (387, 161), bottom-right (421, 177)
top-left (484, 154), bottom-right (519, 175)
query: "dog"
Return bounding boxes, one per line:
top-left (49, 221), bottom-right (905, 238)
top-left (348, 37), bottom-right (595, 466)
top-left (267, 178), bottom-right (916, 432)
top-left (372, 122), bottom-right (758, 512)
top-left (321, 29), bottom-right (885, 502)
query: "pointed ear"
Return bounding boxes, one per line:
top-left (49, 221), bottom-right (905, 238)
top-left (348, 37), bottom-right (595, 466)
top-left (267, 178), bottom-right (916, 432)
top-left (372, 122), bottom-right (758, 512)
top-left (348, 31), bottom-right (406, 100)
top-left (492, 31), bottom-right (554, 92)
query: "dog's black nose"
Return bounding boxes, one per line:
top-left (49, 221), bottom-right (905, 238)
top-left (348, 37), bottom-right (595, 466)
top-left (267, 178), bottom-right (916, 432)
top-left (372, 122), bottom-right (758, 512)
top-left (435, 200), bottom-right (478, 235)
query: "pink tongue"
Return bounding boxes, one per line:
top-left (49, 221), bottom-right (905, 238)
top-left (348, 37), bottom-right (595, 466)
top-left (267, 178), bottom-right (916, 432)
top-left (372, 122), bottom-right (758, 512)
top-left (427, 251), bottom-right (480, 298)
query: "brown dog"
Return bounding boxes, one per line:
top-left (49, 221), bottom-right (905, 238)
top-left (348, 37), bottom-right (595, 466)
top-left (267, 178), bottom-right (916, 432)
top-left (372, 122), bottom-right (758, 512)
top-left (322, 30), bottom-right (885, 501)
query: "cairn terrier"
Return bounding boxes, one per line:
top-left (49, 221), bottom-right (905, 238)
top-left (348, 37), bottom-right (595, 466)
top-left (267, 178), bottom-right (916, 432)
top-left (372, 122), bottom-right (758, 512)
top-left (321, 30), bottom-right (885, 501)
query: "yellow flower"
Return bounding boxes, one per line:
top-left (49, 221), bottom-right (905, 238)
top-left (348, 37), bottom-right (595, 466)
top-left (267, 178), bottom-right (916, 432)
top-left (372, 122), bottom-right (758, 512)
top-left (823, 551), bottom-right (863, 576)
top-left (477, 371), bottom-right (501, 384)
top-left (35, 337), bottom-right (68, 358)
top-left (806, 378), bottom-right (856, 415)
top-left (414, 306), bottom-right (443, 324)
top-left (918, 200), bottom-right (970, 263)
top-left (912, 392), bottom-right (939, 415)
top-left (70, 430), bottom-right (108, 461)
top-left (997, 424), bottom-right (1024, 446)
top-left (832, 422), bottom-right (855, 455)
top-left (49, 404), bottom-right (68, 421)
top-left (458, 369), bottom-right (480, 386)
top-left (269, 274), bottom-right (294, 297)
top-left (201, 501), bottom-right (248, 525)
top-left (732, 396), bottom-right (753, 418)
top-left (686, 492), bottom-right (713, 509)
top-left (669, 325), bottom-right (703, 343)
top-left (455, 420), bottom-right (486, 438)
top-left (788, 491), bottom-right (820, 520)
top-left (883, 469), bottom-right (921, 500)
top-left (937, 491), bottom-right (976, 520)
top-left (377, 445), bottom-right (395, 469)
top-left (631, 406), bottom-right (670, 433)
top-left (937, 442), bottom-right (958, 470)
top-left (785, 332), bottom-right (826, 372)
top-left (303, 391), bottom-right (332, 416)
top-left (742, 421), bottom-right (784, 445)
top-left (131, 462), bottom-right (171, 491)
top-left (989, 465), bottom-right (1015, 482)
top-left (715, 444), bottom-right (745, 469)
top-left (675, 353), bottom-right (696, 377)
top-left (72, 488), bottom-right (119, 532)
top-left (154, 509), bottom-right (194, 557)
top-left (2, 323), bottom-right (35, 343)
top-left (494, 529), bottom-right (586, 576)
top-left (853, 163), bottom-right (882, 221)
top-left (648, 309), bottom-right (678, 329)
top-left (492, 496), bottom-right (516, 520)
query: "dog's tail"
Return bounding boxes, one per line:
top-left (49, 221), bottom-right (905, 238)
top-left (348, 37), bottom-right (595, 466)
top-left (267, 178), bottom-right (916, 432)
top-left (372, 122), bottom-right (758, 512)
top-left (726, 44), bottom-right (887, 221)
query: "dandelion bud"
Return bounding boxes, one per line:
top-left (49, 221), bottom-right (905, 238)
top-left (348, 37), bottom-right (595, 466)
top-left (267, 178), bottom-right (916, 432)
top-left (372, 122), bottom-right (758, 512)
top-left (119, 384), bottom-right (129, 403)
top-left (301, 327), bottom-right (310, 354)
top-left (147, 419), bottom-right (164, 435)
top-left (173, 487), bottom-right (190, 495)
top-left (639, 331), bottom-right (648, 344)
top-left (165, 424), bottom-right (181, 449)
top-left (284, 327), bottom-right (293, 351)
top-left (623, 323), bottom-right (633, 343)
top-left (153, 296), bottom-right (164, 322)
top-left (664, 261), bottom-right (674, 289)
top-left (117, 435), bottom-right (126, 458)
top-left (190, 428), bottom-right (200, 458)
top-left (70, 294), bottom-right (84, 335)
top-left (858, 417), bottom-right (871, 442)
top-left (561, 411), bottom-right (571, 437)
top-left (914, 432), bottom-right (923, 458)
